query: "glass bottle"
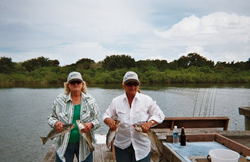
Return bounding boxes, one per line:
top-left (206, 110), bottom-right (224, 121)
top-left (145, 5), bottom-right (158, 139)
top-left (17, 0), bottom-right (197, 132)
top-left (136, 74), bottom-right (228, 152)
top-left (180, 127), bottom-right (186, 146)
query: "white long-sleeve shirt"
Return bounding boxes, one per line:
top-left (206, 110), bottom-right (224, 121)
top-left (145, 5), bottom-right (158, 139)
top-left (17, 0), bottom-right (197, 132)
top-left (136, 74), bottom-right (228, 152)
top-left (103, 92), bottom-right (165, 161)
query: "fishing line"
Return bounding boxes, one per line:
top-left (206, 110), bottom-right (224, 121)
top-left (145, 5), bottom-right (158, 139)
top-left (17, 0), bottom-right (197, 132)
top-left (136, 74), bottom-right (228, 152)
top-left (192, 89), bottom-right (200, 117)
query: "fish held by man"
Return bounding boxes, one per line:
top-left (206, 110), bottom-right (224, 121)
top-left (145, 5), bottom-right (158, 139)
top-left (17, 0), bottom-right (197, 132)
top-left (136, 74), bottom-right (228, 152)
top-left (40, 124), bottom-right (75, 145)
top-left (76, 120), bottom-right (95, 152)
top-left (106, 120), bottom-right (121, 151)
top-left (134, 124), bottom-right (163, 162)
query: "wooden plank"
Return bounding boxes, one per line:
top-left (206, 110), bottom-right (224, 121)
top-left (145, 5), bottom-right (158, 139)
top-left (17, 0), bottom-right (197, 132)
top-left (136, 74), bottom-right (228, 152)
top-left (43, 145), bottom-right (56, 162)
top-left (215, 134), bottom-right (250, 157)
top-left (93, 144), bottom-right (115, 162)
top-left (239, 107), bottom-right (250, 117)
top-left (44, 144), bottom-right (158, 162)
top-left (154, 117), bottom-right (229, 130)
top-left (188, 156), bottom-right (248, 162)
top-left (165, 133), bottom-right (216, 143)
top-left (162, 144), bottom-right (183, 162)
top-left (43, 144), bottom-right (114, 162)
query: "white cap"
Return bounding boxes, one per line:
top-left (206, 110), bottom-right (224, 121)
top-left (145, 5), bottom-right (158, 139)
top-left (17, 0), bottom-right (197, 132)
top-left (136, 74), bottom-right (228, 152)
top-left (123, 71), bottom-right (139, 84)
top-left (174, 126), bottom-right (177, 129)
top-left (67, 71), bottom-right (83, 82)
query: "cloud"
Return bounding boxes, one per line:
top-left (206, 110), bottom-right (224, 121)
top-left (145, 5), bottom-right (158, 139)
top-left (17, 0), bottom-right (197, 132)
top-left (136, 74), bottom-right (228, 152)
top-left (154, 12), bottom-right (250, 41)
top-left (153, 12), bottom-right (250, 62)
top-left (46, 42), bottom-right (119, 66)
top-left (0, 1), bottom-right (250, 65)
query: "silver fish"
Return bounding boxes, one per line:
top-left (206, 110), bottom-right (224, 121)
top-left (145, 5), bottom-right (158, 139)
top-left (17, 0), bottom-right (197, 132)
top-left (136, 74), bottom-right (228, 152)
top-left (76, 120), bottom-right (95, 151)
top-left (106, 120), bottom-right (120, 151)
top-left (40, 124), bottom-right (75, 145)
top-left (134, 124), bottom-right (163, 162)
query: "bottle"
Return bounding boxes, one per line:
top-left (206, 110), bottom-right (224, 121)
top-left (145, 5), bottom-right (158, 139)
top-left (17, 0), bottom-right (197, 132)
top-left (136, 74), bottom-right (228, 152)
top-left (180, 127), bottom-right (186, 146)
top-left (173, 125), bottom-right (179, 144)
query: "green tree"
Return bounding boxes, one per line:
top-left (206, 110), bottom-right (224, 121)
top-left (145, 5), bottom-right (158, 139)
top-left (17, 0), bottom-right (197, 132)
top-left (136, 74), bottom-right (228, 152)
top-left (0, 57), bottom-right (15, 73)
top-left (246, 58), bottom-right (250, 70)
top-left (177, 53), bottom-right (214, 68)
top-left (50, 59), bottom-right (60, 66)
top-left (154, 59), bottom-right (168, 71)
top-left (21, 56), bottom-right (59, 72)
top-left (102, 55), bottom-right (136, 70)
top-left (136, 60), bottom-right (157, 72)
top-left (76, 58), bottom-right (95, 70)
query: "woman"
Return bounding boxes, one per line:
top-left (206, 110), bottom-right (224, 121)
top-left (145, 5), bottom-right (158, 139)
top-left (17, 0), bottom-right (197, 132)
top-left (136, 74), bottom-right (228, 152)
top-left (103, 71), bottom-right (165, 162)
top-left (47, 71), bottom-right (100, 162)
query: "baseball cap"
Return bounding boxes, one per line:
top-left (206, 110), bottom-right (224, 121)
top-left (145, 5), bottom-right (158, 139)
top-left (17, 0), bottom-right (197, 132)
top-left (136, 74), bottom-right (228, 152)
top-left (67, 71), bottom-right (83, 82)
top-left (123, 71), bottom-right (139, 84)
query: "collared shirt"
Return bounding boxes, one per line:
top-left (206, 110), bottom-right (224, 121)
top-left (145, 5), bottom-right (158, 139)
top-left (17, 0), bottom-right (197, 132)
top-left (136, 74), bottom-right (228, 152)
top-left (103, 92), bottom-right (165, 161)
top-left (47, 92), bottom-right (100, 162)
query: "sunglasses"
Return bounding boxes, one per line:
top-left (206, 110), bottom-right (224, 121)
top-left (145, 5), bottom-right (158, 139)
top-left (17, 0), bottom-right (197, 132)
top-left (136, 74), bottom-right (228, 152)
top-left (125, 82), bottom-right (139, 87)
top-left (69, 80), bottom-right (82, 85)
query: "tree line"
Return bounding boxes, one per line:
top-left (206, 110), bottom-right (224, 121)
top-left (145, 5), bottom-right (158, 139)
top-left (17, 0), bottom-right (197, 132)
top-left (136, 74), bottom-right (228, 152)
top-left (0, 53), bottom-right (250, 84)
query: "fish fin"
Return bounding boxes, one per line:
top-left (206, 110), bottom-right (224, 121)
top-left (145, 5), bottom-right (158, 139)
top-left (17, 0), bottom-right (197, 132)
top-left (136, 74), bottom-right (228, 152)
top-left (40, 137), bottom-right (48, 145)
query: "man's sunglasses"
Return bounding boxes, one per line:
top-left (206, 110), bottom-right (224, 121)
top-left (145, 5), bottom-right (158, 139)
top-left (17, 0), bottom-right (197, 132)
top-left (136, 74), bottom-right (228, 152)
top-left (69, 80), bottom-right (82, 85)
top-left (125, 82), bottom-right (139, 87)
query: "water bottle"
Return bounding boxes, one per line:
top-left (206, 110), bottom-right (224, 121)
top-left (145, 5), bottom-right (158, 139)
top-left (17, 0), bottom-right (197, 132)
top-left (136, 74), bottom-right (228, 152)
top-left (180, 127), bottom-right (186, 146)
top-left (173, 125), bottom-right (179, 144)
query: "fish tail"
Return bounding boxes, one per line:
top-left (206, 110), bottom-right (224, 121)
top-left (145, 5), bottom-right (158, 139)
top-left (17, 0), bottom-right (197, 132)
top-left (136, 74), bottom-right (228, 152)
top-left (89, 144), bottom-right (95, 152)
top-left (40, 137), bottom-right (48, 145)
top-left (107, 144), bottom-right (111, 151)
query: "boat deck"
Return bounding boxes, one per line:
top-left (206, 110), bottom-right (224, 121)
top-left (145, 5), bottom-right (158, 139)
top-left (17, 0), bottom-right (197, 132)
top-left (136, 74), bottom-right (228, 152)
top-left (43, 117), bottom-right (250, 162)
top-left (43, 130), bottom-right (250, 162)
top-left (43, 144), bottom-right (115, 162)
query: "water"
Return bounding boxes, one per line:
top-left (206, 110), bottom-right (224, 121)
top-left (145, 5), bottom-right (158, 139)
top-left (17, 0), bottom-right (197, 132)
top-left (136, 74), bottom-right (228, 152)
top-left (0, 84), bottom-right (249, 162)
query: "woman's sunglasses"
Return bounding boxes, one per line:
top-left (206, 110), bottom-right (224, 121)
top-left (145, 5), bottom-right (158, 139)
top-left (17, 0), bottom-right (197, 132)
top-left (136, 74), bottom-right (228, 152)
top-left (125, 82), bottom-right (139, 87)
top-left (69, 80), bottom-right (82, 85)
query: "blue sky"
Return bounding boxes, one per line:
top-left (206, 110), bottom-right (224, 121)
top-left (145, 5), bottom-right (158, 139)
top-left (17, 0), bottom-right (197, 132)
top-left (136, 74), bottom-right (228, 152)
top-left (0, 0), bottom-right (250, 66)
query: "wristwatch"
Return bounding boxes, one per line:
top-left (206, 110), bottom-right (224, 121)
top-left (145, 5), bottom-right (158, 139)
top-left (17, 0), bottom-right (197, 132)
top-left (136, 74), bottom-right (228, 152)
top-left (150, 120), bottom-right (154, 125)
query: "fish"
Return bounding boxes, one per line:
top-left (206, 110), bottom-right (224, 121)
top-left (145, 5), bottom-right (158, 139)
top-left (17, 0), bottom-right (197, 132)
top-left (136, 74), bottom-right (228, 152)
top-left (76, 120), bottom-right (95, 152)
top-left (40, 124), bottom-right (75, 145)
top-left (106, 120), bottom-right (120, 151)
top-left (134, 124), bottom-right (163, 162)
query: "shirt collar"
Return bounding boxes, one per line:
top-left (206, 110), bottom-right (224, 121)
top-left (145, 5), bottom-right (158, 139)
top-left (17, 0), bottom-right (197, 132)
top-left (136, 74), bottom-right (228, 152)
top-left (66, 92), bottom-right (90, 102)
top-left (123, 92), bottom-right (140, 101)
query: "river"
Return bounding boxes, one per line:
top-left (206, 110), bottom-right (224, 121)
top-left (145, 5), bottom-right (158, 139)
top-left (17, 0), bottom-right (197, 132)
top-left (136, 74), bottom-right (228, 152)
top-left (0, 83), bottom-right (249, 162)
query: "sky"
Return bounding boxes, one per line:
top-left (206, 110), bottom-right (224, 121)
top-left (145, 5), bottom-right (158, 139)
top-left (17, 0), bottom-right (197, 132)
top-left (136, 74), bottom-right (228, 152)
top-left (0, 0), bottom-right (250, 66)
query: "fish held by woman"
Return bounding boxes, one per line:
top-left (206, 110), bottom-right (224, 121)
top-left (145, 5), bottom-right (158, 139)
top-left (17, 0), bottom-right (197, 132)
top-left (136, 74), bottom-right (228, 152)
top-left (134, 124), bottom-right (163, 162)
top-left (40, 124), bottom-right (75, 145)
top-left (106, 120), bottom-right (120, 150)
top-left (76, 120), bottom-right (95, 151)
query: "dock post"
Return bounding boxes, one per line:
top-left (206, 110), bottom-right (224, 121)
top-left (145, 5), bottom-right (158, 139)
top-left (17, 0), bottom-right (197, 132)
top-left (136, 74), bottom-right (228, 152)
top-left (239, 107), bottom-right (250, 130)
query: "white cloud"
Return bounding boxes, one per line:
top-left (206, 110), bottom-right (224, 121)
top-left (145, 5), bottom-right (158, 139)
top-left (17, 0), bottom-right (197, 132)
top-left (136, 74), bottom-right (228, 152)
top-left (46, 42), bottom-right (118, 66)
top-left (153, 12), bottom-right (250, 62)
top-left (154, 12), bottom-right (250, 42)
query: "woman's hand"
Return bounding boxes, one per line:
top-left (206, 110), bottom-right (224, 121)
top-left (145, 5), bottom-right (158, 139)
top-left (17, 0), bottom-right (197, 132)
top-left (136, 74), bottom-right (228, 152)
top-left (55, 121), bottom-right (64, 133)
top-left (141, 121), bottom-right (153, 133)
top-left (104, 118), bottom-right (117, 131)
top-left (81, 122), bottom-right (93, 133)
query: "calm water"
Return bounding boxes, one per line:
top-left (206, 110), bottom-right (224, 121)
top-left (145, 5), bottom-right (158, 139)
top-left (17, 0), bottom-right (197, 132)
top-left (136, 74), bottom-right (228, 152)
top-left (0, 84), bottom-right (249, 162)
